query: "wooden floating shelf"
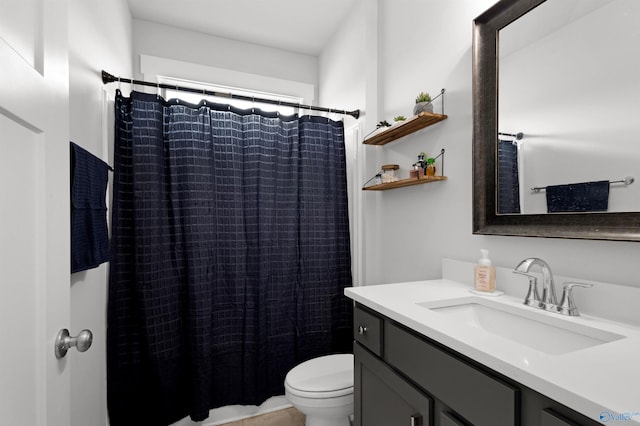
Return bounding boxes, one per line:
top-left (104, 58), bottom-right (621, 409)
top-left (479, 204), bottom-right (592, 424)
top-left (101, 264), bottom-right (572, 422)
top-left (363, 112), bottom-right (448, 146)
top-left (363, 176), bottom-right (447, 191)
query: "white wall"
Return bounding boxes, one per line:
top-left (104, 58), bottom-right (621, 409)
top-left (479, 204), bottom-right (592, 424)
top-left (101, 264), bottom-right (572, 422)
top-left (319, 0), bottom-right (384, 286)
top-left (69, 1), bottom-right (132, 425)
top-left (319, 2), bottom-right (366, 116)
top-left (320, 0), bottom-right (640, 290)
top-left (133, 19), bottom-right (318, 100)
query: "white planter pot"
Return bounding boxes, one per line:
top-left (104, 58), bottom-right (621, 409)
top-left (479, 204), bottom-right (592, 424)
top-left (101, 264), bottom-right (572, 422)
top-left (413, 101), bottom-right (433, 115)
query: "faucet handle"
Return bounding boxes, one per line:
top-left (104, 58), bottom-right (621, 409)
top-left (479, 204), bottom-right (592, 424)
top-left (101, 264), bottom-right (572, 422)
top-left (513, 271), bottom-right (542, 308)
top-left (558, 282), bottom-right (593, 316)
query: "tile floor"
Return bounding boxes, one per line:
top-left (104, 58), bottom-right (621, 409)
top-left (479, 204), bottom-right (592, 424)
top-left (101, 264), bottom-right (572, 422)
top-left (219, 407), bottom-right (305, 426)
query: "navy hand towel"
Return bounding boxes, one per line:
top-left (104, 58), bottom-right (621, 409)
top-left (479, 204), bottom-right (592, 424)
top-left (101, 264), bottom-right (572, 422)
top-left (70, 142), bottom-right (110, 273)
top-left (545, 180), bottom-right (610, 213)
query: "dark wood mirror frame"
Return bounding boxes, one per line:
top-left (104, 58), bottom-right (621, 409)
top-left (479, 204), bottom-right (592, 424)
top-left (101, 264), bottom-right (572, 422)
top-left (472, 0), bottom-right (640, 241)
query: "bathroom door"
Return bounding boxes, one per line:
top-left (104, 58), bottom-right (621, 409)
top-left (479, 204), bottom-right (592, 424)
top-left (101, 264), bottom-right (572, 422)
top-left (0, 0), bottom-right (71, 425)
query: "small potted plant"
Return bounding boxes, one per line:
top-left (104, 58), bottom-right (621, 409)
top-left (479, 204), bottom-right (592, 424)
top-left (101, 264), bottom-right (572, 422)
top-left (393, 115), bottom-right (407, 124)
top-left (368, 120), bottom-right (392, 138)
top-left (426, 157), bottom-right (436, 176)
top-left (413, 92), bottom-right (433, 115)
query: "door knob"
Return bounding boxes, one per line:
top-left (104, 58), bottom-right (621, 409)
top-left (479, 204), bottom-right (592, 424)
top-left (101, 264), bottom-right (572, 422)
top-left (55, 328), bottom-right (93, 359)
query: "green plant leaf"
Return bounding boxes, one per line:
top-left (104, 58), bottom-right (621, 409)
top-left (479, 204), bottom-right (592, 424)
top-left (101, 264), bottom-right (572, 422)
top-left (415, 91), bottom-right (432, 103)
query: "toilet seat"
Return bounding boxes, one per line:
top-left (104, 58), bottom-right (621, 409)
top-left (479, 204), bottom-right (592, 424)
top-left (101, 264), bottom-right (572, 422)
top-left (284, 354), bottom-right (354, 399)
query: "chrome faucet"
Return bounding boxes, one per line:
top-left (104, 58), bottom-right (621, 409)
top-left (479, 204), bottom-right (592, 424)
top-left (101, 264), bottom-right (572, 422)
top-left (557, 282), bottom-right (593, 316)
top-left (513, 258), bottom-right (592, 316)
top-left (513, 257), bottom-right (557, 309)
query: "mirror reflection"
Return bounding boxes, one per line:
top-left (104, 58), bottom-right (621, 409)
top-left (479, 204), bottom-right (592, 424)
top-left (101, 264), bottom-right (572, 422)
top-left (497, 0), bottom-right (640, 214)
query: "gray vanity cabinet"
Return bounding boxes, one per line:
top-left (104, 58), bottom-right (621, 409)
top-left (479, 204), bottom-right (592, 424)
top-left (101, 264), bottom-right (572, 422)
top-left (354, 305), bottom-right (431, 425)
top-left (353, 304), bottom-right (602, 426)
top-left (355, 343), bottom-right (432, 425)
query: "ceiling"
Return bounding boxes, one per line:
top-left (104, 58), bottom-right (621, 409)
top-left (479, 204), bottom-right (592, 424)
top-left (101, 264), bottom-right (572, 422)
top-left (127, 0), bottom-right (358, 56)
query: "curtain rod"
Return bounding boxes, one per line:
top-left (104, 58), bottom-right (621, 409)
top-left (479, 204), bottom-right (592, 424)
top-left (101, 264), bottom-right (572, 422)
top-left (101, 70), bottom-right (360, 119)
top-left (499, 131), bottom-right (523, 140)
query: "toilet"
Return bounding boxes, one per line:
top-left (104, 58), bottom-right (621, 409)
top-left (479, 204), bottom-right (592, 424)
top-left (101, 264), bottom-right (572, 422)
top-left (284, 354), bottom-right (354, 426)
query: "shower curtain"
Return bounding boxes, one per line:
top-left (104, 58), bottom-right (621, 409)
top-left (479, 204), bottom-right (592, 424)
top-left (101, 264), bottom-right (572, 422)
top-left (107, 91), bottom-right (353, 425)
top-left (497, 139), bottom-right (521, 214)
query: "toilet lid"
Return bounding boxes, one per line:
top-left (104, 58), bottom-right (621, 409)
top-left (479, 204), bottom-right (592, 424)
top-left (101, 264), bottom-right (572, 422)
top-left (285, 354), bottom-right (353, 394)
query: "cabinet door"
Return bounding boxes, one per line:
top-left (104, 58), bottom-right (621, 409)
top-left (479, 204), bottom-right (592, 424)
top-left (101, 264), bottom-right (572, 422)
top-left (441, 411), bottom-right (468, 426)
top-left (521, 385), bottom-right (602, 426)
top-left (540, 409), bottom-right (582, 426)
top-left (385, 322), bottom-right (518, 426)
top-left (355, 343), bottom-right (432, 426)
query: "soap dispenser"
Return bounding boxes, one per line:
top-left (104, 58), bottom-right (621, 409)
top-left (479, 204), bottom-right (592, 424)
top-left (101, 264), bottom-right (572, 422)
top-left (474, 249), bottom-right (496, 292)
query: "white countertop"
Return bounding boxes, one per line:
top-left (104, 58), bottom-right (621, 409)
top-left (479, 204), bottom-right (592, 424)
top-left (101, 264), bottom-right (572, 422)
top-left (345, 278), bottom-right (640, 425)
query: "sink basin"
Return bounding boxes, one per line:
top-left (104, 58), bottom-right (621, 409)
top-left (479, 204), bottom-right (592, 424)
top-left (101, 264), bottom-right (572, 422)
top-left (418, 298), bottom-right (625, 355)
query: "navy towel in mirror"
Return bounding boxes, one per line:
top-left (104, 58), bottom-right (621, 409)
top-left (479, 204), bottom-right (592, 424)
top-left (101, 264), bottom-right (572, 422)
top-left (546, 180), bottom-right (609, 213)
top-left (70, 142), bottom-right (110, 273)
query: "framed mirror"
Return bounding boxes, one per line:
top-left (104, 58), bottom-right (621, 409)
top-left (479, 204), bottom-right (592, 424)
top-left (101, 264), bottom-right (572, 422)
top-left (472, 0), bottom-right (640, 241)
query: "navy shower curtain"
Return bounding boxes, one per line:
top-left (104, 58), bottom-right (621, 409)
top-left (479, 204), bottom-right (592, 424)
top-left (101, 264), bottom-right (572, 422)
top-left (497, 139), bottom-right (521, 214)
top-left (107, 91), bottom-right (353, 425)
